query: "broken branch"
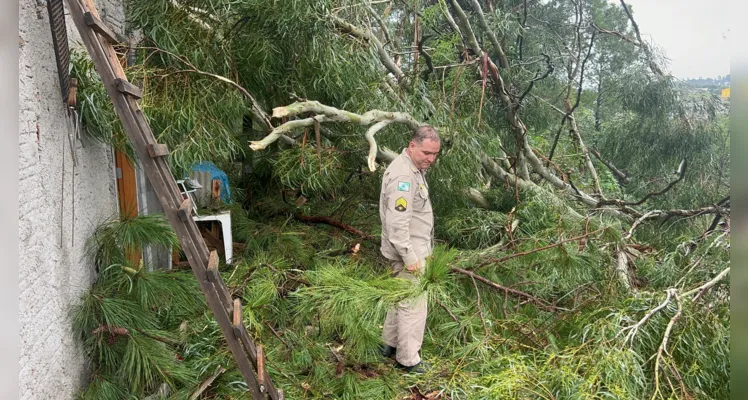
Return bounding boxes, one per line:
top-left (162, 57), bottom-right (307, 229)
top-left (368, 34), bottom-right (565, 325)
top-left (190, 365), bottom-right (226, 400)
top-left (451, 267), bottom-right (556, 311)
top-left (250, 101), bottom-right (421, 172)
top-left (599, 160), bottom-right (687, 207)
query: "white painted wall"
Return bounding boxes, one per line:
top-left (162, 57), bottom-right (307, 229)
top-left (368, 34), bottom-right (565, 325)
top-left (18, 0), bottom-right (124, 398)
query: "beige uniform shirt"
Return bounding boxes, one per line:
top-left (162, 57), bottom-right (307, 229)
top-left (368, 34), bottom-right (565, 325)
top-left (380, 149), bottom-right (435, 266)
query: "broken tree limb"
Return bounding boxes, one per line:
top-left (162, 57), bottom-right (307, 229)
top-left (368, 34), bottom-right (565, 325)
top-left (294, 212), bottom-right (376, 242)
top-left (190, 365), bottom-right (226, 400)
top-left (615, 246), bottom-right (633, 291)
top-left (331, 14), bottom-right (435, 114)
top-left (451, 267), bottom-right (557, 311)
top-left (599, 160), bottom-right (687, 207)
top-left (250, 101), bottom-right (421, 172)
top-left (365, 120), bottom-right (393, 171)
top-left (651, 289), bottom-right (682, 400)
top-left (590, 21), bottom-right (638, 46)
top-left (332, 15), bottom-right (407, 87)
top-left (620, 289), bottom-right (674, 346)
top-left (590, 148), bottom-right (630, 184)
top-left (625, 211), bottom-right (657, 240)
top-left (475, 228), bottom-right (607, 269)
top-left (367, 5), bottom-right (393, 49)
top-left (466, 0), bottom-right (509, 68)
top-left (448, 0), bottom-right (481, 59)
top-left (619, 0), bottom-right (665, 77)
top-left (683, 266), bottom-right (730, 299)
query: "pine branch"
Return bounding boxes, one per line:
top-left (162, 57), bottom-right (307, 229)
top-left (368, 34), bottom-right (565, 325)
top-left (294, 212), bottom-right (377, 242)
top-left (139, 46), bottom-right (273, 131)
top-left (478, 228), bottom-right (607, 268)
top-left (451, 267), bottom-right (557, 311)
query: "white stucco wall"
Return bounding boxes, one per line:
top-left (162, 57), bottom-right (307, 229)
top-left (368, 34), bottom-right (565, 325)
top-left (18, 0), bottom-right (124, 398)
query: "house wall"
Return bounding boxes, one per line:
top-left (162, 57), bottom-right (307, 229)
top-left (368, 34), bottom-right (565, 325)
top-left (18, 0), bottom-right (124, 398)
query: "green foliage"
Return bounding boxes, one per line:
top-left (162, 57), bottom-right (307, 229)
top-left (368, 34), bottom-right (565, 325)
top-left (292, 260), bottom-right (418, 361)
top-left (71, 0), bottom-right (729, 398)
top-left (70, 49), bottom-right (134, 159)
top-left (439, 208), bottom-right (508, 249)
top-left (73, 215), bottom-right (206, 398)
top-left (271, 147), bottom-right (348, 196)
top-left (86, 213), bottom-right (180, 270)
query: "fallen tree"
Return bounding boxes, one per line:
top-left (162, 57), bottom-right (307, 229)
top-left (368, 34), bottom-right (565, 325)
top-left (70, 0), bottom-right (730, 398)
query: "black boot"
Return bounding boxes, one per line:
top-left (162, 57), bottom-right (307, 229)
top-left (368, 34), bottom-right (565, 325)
top-left (395, 361), bottom-right (429, 374)
top-left (380, 344), bottom-right (397, 358)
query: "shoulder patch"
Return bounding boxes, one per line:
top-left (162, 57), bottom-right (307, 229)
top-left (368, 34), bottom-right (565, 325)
top-left (395, 197), bottom-right (408, 212)
top-left (397, 181), bottom-right (411, 192)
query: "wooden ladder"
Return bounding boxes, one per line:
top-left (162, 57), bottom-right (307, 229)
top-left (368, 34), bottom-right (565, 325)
top-left (67, 1), bottom-right (281, 398)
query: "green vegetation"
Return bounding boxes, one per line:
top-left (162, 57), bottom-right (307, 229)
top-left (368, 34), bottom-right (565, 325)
top-left (71, 0), bottom-right (729, 399)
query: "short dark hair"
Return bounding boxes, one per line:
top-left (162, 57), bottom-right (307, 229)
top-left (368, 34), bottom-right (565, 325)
top-left (411, 125), bottom-right (440, 144)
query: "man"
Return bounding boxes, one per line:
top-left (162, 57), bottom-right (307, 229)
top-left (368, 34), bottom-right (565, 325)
top-left (379, 125), bottom-right (440, 374)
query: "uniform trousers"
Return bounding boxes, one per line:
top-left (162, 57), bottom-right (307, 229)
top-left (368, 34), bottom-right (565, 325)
top-left (382, 259), bottom-right (428, 367)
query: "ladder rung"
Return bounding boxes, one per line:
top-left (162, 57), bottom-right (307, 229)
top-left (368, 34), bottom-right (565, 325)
top-left (206, 265), bottom-right (219, 281)
top-left (115, 78), bottom-right (143, 99)
top-left (206, 250), bottom-right (219, 281)
top-left (147, 143), bottom-right (169, 158)
top-left (233, 299), bottom-right (242, 326)
top-left (83, 12), bottom-right (119, 44)
top-left (177, 198), bottom-right (192, 221)
top-left (257, 345), bottom-right (266, 392)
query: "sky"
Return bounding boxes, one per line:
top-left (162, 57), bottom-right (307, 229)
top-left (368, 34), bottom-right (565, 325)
top-left (623, 0), bottom-right (731, 80)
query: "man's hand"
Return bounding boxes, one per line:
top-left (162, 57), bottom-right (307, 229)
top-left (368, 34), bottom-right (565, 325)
top-left (406, 261), bottom-right (422, 275)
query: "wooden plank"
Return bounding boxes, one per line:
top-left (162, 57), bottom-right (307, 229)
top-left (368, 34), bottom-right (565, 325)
top-left (257, 345), bottom-right (266, 392)
top-left (83, 11), bottom-right (119, 44)
top-left (114, 149), bottom-right (142, 266)
top-left (115, 78), bottom-right (143, 99)
top-left (207, 250), bottom-right (219, 274)
top-left (233, 299), bottom-right (242, 326)
top-left (68, 2), bottom-right (267, 398)
top-left (178, 198), bottom-right (192, 221)
top-left (147, 143), bottom-right (169, 158)
top-left (67, 78), bottom-right (78, 109)
top-left (212, 179), bottom-right (221, 200)
top-left (199, 225), bottom-right (225, 256)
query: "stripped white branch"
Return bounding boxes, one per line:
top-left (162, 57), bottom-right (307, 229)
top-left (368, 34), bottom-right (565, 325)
top-left (377, 146), bottom-right (398, 163)
top-left (365, 120), bottom-right (392, 171)
top-left (615, 247), bottom-right (633, 291)
top-left (250, 101), bottom-right (421, 171)
top-left (619, 289), bottom-right (674, 347)
top-left (651, 289), bottom-right (682, 400)
top-left (168, 0), bottom-right (216, 33)
top-left (625, 211), bottom-right (657, 240)
top-left (682, 266), bottom-right (730, 299)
